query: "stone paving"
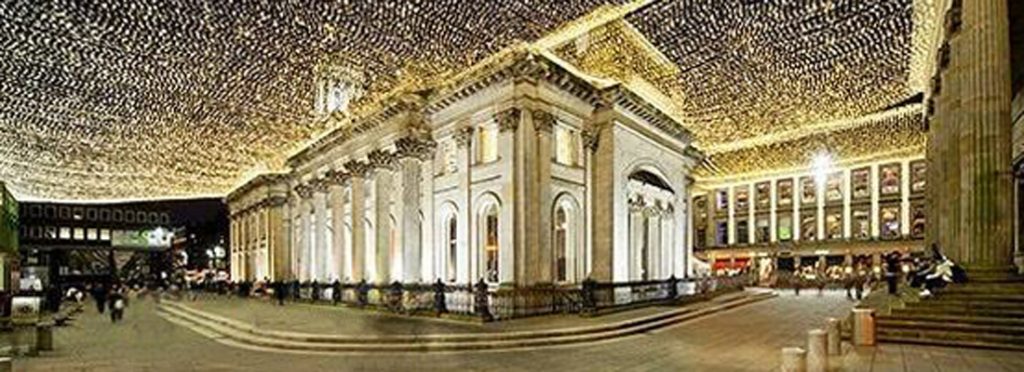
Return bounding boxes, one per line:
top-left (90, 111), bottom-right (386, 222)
top-left (16, 291), bottom-right (1024, 371)
top-left (179, 291), bottom-right (754, 335)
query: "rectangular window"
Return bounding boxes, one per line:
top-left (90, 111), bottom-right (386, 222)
top-left (715, 220), bottom-right (728, 246)
top-left (755, 182), bottom-right (770, 211)
top-left (800, 213), bottom-right (816, 241)
top-left (59, 206), bottom-right (71, 220)
top-left (880, 205), bottom-right (901, 239)
top-left (100, 229), bottom-right (111, 241)
top-left (716, 189), bottom-right (729, 212)
top-left (825, 173), bottom-right (843, 203)
top-left (86, 228), bottom-right (98, 241)
top-left (910, 160), bottom-right (927, 194)
top-left (755, 215), bottom-right (769, 243)
top-left (73, 228), bottom-right (85, 240)
top-left (736, 219), bottom-right (749, 245)
top-left (852, 209), bottom-right (870, 239)
top-left (45, 226), bottom-right (57, 239)
top-left (879, 163), bottom-right (902, 196)
top-left (73, 207), bottom-right (84, 221)
top-left (825, 209), bottom-right (843, 240)
top-left (778, 215), bottom-right (793, 241)
top-left (735, 186), bottom-right (749, 212)
top-left (59, 227), bottom-right (71, 240)
top-left (910, 203), bottom-right (925, 239)
top-left (777, 179), bottom-right (793, 206)
top-left (86, 208), bottom-right (98, 221)
top-left (800, 176), bottom-right (816, 206)
top-left (851, 167), bottom-right (871, 200)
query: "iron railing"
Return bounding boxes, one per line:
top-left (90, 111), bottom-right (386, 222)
top-left (251, 274), bottom-right (750, 322)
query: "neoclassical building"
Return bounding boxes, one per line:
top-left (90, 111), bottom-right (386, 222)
top-left (227, 49), bottom-right (702, 286)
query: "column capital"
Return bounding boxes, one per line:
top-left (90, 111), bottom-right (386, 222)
top-left (395, 135), bottom-right (437, 160)
top-left (344, 160), bottom-right (372, 178)
top-left (368, 149), bottom-right (398, 170)
top-left (581, 128), bottom-right (600, 153)
top-left (294, 183), bottom-right (314, 199)
top-left (531, 109), bottom-right (555, 133)
top-left (325, 169), bottom-right (352, 186)
top-left (454, 126), bottom-right (475, 148)
top-left (495, 107), bottom-right (521, 132)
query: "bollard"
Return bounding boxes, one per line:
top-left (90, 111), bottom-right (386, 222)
top-left (37, 322), bottom-right (54, 351)
top-left (806, 329), bottom-right (827, 372)
top-left (826, 318), bottom-right (841, 356)
top-left (781, 347), bottom-right (807, 372)
top-left (852, 308), bottom-right (876, 346)
top-left (0, 357), bottom-right (11, 372)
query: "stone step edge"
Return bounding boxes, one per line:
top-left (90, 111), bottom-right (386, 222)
top-left (880, 314), bottom-right (1024, 326)
top-left (160, 291), bottom-right (773, 344)
top-left (877, 328), bottom-right (1024, 344)
top-left (878, 334), bottom-right (1024, 351)
top-left (157, 292), bottom-right (776, 352)
top-left (877, 319), bottom-right (1024, 334)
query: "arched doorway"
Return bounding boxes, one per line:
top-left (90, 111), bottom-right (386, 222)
top-left (627, 169), bottom-right (675, 281)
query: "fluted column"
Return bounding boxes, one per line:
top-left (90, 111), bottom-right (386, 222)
top-left (369, 149), bottom-right (396, 284)
top-left (346, 161), bottom-right (370, 281)
top-left (496, 109), bottom-right (521, 284)
top-left (329, 182), bottom-right (346, 281)
top-left (957, 0), bottom-right (1013, 267)
top-left (532, 109), bottom-right (555, 284)
top-left (295, 185), bottom-right (314, 281)
top-left (312, 185), bottom-right (328, 280)
top-left (589, 106), bottom-right (616, 281)
top-left (454, 126), bottom-right (475, 283)
top-left (396, 136), bottom-right (433, 283)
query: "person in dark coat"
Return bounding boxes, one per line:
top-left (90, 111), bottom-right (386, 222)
top-left (884, 251), bottom-right (901, 295)
top-left (92, 284), bottom-right (109, 314)
top-left (331, 279), bottom-right (342, 306)
top-left (108, 287), bottom-right (125, 323)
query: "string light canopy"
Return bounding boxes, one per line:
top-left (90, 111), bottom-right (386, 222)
top-left (0, 0), bottom-right (936, 200)
top-left (0, 0), bottom-right (630, 200)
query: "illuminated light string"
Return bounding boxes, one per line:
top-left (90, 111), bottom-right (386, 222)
top-left (0, 0), bottom-right (935, 200)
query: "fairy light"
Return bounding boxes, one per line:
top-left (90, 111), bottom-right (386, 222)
top-left (0, 0), bottom-right (936, 200)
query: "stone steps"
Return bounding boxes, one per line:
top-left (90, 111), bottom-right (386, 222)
top-left (157, 291), bottom-right (776, 353)
top-left (876, 273), bottom-right (1024, 350)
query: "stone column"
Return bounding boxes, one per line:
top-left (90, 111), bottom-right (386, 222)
top-left (268, 198), bottom-right (290, 281)
top-left (346, 160), bottom-right (370, 281)
top-left (496, 108), bottom-right (523, 285)
top-left (329, 182), bottom-right (346, 281)
top-left (295, 185), bottom-right (313, 281)
top-left (956, 0), bottom-right (1013, 268)
top-left (396, 136), bottom-right (433, 283)
top-left (313, 184), bottom-right (328, 281)
top-left (454, 126), bottom-right (475, 284)
top-left (589, 107), bottom-right (617, 282)
top-left (531, 109), bottom-right (555, 284)
top-left (369, 149), bottom-right (396, 284)
top-left (583, 129), bottom-right (599, 277)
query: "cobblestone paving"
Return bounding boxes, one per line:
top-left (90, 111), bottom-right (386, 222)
top-left (16, 291), bottom-right (1024, 371)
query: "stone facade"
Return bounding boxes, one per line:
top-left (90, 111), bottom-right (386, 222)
top-left (226, 51), bottom-right (700, 285)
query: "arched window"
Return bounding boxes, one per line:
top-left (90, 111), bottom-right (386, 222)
top-left (446, 215), bottom-right (458, 282)
top-left (482, 204), bottom-right (500, 283)
top-left (554, 207), bottom-right (568, 282)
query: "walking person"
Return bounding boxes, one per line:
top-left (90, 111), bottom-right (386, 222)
top-left (92, 284), bottom-right (109, 314)
top-left (109, 286), bottom-right (126, 323)
top-left (331, 279), bottom-right (342, 306)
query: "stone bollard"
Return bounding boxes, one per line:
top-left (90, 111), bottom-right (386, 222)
top-left (781, 347), bottom-right (807, 372)
top-left (852, 308), bottom-right (876, 346)
top-left (37, 322), bottom-right (54, 351)
top-left (806, 329), bottom-right (827, 372)
top-left (826, 318), bottom-right (841, 356)
top-left (0, 357), bottom-right (11, 372)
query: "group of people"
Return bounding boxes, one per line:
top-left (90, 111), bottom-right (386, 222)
top-left (62, 282), bottom-right (131, 323)
top-left (771, 264), bottom-right (874, 300)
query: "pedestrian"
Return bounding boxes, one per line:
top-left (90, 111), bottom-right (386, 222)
top-left (792, 272), bottom-right (802, 296)
top-left (274, 280), bottom-right (286, 306)
top-left (331, 279), bottom-right (341, 306)
top-left (884, 251), bottom-right (901, 295)
top-left (109, 287), bottom-right (126, 323)
top-left (93, 284), bottom-right (109, 314)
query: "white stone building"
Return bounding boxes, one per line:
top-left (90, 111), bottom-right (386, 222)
top-left (227, 49), bottom-right (701, 286)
